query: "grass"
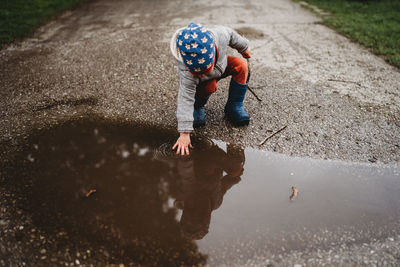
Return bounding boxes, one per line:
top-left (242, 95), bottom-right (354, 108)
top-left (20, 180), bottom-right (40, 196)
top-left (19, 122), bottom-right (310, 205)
top-left (296, 0), bottom-right (400, 68)
top-left (0, 0), bottom-right (87, 47)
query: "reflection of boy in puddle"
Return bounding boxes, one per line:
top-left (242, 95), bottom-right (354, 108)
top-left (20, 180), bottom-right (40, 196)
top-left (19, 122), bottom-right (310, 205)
top-left (173, 144), bottom-right (245, 240)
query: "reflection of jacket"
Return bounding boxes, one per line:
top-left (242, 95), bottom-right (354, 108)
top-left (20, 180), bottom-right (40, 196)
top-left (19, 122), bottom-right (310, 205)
top-left (170, 26), bottom-right (249, 132)
top-left (174, 144), bottom-right (245, 240)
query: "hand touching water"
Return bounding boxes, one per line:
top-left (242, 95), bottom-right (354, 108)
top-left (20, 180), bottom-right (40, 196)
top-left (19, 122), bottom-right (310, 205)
top-left (173, 132), bottom-right (193, 155)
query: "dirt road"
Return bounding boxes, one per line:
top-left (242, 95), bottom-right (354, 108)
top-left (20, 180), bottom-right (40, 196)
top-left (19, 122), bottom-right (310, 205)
top-left (0, 0), bottom-right (399, 265)
top-left (1, 0), bottom-right (399, 163)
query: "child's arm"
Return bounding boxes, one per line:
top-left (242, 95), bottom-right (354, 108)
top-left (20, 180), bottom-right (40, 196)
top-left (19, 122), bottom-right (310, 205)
top-left (176, 70), bottom-right (197, 132)
top-left (225, 27), bottom-right (250, 56)
top-left (173, 69), bottom-right (199, 155)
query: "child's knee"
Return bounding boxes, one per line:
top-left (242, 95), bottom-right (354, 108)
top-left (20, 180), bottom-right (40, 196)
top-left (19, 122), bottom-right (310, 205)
top-left (236, 58), bottom-right (248, 75)
top-left (230, 57), bottom-right (248, 84)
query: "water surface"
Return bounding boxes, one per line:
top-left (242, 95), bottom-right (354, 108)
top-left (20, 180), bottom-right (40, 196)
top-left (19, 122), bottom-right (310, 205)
top-left (3, 119), bottom-right (400, 265)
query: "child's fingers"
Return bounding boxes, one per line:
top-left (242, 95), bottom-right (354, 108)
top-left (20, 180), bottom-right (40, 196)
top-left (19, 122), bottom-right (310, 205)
top-left (177, 144), bottom-right (183, 155)
top-left (173, 141), bottom-right (192, 155)
top-left (181, 145), bottom-right (187, 155)
top-left (242, 53), bottom-right (251, 58)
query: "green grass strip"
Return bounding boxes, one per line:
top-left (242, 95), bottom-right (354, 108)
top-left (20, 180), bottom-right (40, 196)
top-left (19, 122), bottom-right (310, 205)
top-left (295, 0), bottom-right (400, 68)
top-left (0, 0), bottom-right (87, 46)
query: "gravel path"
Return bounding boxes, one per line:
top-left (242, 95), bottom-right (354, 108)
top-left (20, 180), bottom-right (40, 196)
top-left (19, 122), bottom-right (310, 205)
top-left (1, 0), bottom-right (399, 164)
top-left (0, 0), bottom-right (399, 265)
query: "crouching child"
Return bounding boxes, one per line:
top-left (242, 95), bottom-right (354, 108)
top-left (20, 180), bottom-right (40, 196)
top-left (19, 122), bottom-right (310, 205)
top-left (170, 22), bottom-right (251, 155)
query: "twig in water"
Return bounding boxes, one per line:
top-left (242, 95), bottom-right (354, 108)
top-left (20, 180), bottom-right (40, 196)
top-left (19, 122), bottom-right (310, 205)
top-left (85, 189), bottom-right (97, 198)
top-left (289, 186), bottom-right (299, 201)
top-left (259, 125), bottom-right (287, 145)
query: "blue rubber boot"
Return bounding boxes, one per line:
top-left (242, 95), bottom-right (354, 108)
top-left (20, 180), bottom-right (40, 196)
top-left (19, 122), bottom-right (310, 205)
top-left (224, 79), bottom-right (250, 126)
top-left (193, 96), bottom-right (209, 128)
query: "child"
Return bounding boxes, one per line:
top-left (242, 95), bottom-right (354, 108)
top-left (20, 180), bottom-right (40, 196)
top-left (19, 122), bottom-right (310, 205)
top-left (170, 22), bottom-right (251, 155)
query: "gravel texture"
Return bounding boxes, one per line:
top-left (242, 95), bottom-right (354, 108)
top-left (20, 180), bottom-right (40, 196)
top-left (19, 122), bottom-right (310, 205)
top-left (0, 0), bottom-right (399, 265)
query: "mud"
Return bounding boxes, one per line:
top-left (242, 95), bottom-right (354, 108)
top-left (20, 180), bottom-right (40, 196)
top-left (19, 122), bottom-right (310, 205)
top-left (1, 119), bottom-right (399, 265)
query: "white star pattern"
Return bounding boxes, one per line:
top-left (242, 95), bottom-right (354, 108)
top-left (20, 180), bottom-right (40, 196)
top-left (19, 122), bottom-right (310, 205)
top-left (178, 24), bottom-right (215, 70)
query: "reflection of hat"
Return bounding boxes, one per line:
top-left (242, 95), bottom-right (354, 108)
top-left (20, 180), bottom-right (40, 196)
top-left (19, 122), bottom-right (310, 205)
top-left (180, 197), bottom-right (211, 240)
top-left (176, 22), bottom-right (215, 74)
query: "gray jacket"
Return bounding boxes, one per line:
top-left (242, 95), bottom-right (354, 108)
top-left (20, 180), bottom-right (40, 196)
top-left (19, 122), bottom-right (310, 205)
top-left (170, 25), bottom-right (249, 132)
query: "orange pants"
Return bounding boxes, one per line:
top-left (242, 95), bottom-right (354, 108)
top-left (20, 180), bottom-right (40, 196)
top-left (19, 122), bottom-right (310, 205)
top-left (196, 56), bottom-right (248, 98)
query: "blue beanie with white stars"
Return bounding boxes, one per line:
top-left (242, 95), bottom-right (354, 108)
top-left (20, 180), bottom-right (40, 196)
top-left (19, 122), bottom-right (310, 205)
top-left (176, 22), bottom-right (216, 74)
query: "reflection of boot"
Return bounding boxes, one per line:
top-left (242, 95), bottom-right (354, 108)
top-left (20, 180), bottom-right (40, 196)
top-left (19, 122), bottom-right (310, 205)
top-left (193, 96), bottom-right (209, 128)
top-left (225, 144), bottom-right (245, 177)
top-left (224, 79), bottom-right (250, 126)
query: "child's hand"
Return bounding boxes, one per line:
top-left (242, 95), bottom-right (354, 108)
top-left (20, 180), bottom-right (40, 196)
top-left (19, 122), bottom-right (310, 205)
top-left (173, 132), bottom-right (193, 155)
top-left (241, 48), bottom-right (251, 58)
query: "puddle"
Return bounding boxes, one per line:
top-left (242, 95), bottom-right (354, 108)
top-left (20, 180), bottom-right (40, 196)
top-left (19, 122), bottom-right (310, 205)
top-left (2, 119), bottom-right (400, 265)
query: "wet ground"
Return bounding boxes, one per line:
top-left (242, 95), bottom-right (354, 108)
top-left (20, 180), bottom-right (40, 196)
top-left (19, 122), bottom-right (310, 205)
top-left (1, 0), bottom-right (400, 265)
top-left (1, 119), bottom-right (399, 265)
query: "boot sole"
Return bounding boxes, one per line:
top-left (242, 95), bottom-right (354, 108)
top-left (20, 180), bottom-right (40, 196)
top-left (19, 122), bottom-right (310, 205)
top-left (225, 114), bottom-right (250, 127)
top-left (230, 119), bottom-right (250, 127)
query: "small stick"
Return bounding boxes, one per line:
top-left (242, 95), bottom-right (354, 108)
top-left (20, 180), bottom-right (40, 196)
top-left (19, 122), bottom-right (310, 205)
top-left (289, 186), bottom-right (299, 201)
top-left (327, 79), bottom-right (361, 87)
top-left (246, 58), bottom-right (262, 102)
top-left (259, 125), bottom-right (287, 145)
top-left (248, 85), bottom-right (262, 102)
top-left (85, 189), bottom-right (97, 198)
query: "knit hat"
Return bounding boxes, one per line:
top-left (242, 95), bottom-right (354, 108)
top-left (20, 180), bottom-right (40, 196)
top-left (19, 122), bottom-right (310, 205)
top-left (176, 22), bottom-right (216, 74)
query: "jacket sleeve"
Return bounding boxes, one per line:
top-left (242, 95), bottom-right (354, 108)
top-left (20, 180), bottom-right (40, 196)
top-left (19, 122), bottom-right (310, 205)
top-left (225, 26), bottom-right (249, 54)
top-left (176, 68), bottom-right (199, 132)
